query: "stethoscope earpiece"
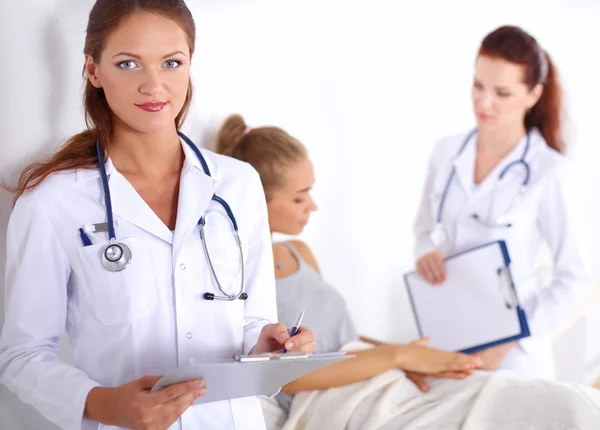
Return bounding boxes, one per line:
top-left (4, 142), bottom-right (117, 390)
top-left (203, 292), bottom-right (248, 301)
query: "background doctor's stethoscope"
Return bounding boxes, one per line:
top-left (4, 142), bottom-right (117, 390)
top-left (430, 129), bottom-right (532, 248)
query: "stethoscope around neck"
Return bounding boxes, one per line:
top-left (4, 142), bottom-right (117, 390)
top-left (430, 129), bottom-right (531, 247)
top-left (95, 131), bottom-right (247, 301)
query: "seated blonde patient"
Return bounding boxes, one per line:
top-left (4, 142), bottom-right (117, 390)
top-left (215, 115), bottom-right (600, 429)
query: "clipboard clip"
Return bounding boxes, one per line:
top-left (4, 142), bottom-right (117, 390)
top-left (496, 267), bottom-right (518, 309)
top-left (234, 352), bottom-right (310, 362)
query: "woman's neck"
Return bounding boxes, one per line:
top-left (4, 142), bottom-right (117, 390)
top-left (477, 124), bottom-right (527, 156)
top-left (108, 123), bottom-right (184, 178)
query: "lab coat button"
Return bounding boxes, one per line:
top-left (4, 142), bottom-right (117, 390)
top-left (186, 332), bottom-right (192, 339)
top-left (180, 263), bottom-right (186, 270)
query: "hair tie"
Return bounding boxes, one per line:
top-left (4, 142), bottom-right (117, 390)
top-left (243, 126), bottom-right (253, 136)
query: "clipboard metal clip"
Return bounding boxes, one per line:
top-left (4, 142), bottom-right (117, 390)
top-left (234, 352), bottom-right (310, 362)
top-left (496, 267), bottom-right (518, 309)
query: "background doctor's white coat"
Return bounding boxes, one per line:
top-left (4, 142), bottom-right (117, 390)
top-left (1, 0), bottom-right (599, 428)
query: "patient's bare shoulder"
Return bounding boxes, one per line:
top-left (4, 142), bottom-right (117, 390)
top-left (289, 240), bottom-right (321, 275)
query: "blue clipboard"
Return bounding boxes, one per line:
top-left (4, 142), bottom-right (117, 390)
top-left (404, 240), bottom-right (530, 354)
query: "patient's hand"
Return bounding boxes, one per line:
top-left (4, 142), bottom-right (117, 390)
top-left (394, 338), bottom-right (482, 388)
top-left (404, 369), bottom-right (475, 393)
top-left (473, 342), bottom-right (516, 370)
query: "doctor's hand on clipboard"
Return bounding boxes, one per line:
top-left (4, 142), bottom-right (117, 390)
top-left (416, 250), bottom-right (447, 285)
top-left (85, 375), bottom-right (207, 429)
top-left (83, 322), bottom-right (315, 429)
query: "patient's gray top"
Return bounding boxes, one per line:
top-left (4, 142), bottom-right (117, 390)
top-left (274, 242), bottom-right (358, 413)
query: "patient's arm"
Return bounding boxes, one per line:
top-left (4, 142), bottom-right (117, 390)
top-left (282, 343), bottom-right (481, 394)
top-left (283, 344), bottom-right (399, 393)
top-left (358, 337), bottom-right (480, 392)
top-left (359, 335), bottom-right (385, 346)
top-left (474, 342), bottom-right (517, 370)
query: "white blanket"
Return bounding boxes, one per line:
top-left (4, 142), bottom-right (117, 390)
top-left (279, 340), bottom-right (600, 430)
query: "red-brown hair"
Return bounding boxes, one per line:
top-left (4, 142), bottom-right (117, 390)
top-left (6, 0), bottom-right (196, 203)
top-left (478, 25), bottom-right (565, 153)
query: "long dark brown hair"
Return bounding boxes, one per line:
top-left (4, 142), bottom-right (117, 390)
top-left (479, 25), bottom-right (565, 153)
top-left (7, 0), bottom-right (196, 203)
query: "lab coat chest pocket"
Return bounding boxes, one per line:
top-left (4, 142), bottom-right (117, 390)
top-left (77, 236), bottom-right (159, 325)
top-left (488, 178), bottom-right (538, 228)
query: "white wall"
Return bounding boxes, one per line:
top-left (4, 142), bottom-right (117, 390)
top-left (1, 0), bottom-right (600, 426)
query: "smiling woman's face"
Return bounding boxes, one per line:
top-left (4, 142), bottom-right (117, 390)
top-left (85, 11), bottom-right (191, 134)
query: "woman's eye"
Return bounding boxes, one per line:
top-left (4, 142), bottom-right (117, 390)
top-left (164, 60), bottom-right (182, 68)
top-left (117, 60), bottom-right (137, 69)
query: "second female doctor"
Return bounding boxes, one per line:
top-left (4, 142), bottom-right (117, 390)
top-left (0, 1), bottom-right (314, 429)
top-left (413, 25), bottom-right (591, 379)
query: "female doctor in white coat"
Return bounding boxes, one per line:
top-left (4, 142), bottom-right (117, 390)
top-left (0, 1), bottom-right (314, 429)
top-left (414, 25), bottom-right (591, 379)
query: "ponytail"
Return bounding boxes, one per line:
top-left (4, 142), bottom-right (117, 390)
top-left (526, 52), bottom-right (564, 153)
top-left (216, 114), bottom-right (248, 156)
top-left (8, 130), bottom-right (101, 204)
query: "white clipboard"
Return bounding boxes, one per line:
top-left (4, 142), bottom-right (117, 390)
top-left (404, 240), bottom-right (530, 353)
top-left (151, 352), bottom-right (352, 405)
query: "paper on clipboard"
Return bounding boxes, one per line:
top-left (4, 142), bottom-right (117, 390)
top-left (404, 240), bottom-right (530, 354)
top-left (151, 352), bottom-right (351, 405)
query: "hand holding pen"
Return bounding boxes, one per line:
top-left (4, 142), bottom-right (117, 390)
top-left (249, 309), bottom-right (315, 355)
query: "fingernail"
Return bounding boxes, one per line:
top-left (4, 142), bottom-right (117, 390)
top-left (194, 381), bottom-right (204, 389)
top-left (285, 341), bottom-right (294, 350)
top-left (474, 357), bottom-right (483, 366)
top-left (196, 388), bottom-right (208, 397)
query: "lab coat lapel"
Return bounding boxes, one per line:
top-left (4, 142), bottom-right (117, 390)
top-left (452, 138), bottom-right (476, 196)
top-left (108, 170), bottom-right (174, 244)
top-left (172, 152), bottom-right (217, 260)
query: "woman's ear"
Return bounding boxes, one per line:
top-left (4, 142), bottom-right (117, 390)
top-left (85, 55), bottom-right (102, 89)
top-left (527, 83), bottom-right (544, 109)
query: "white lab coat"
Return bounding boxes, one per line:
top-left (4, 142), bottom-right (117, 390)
top-left (414, 128), bottom-right (592, 379)
top-left (0, 138), bottom-right (277, 430)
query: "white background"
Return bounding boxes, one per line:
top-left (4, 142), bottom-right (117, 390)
top-left (1, 0), bottom-right (599, 427)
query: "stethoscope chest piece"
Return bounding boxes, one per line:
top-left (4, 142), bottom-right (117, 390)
top-left (102, 241), bottom-right (132, 272)
top-left (429, 223), bottom-right (446, 248)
